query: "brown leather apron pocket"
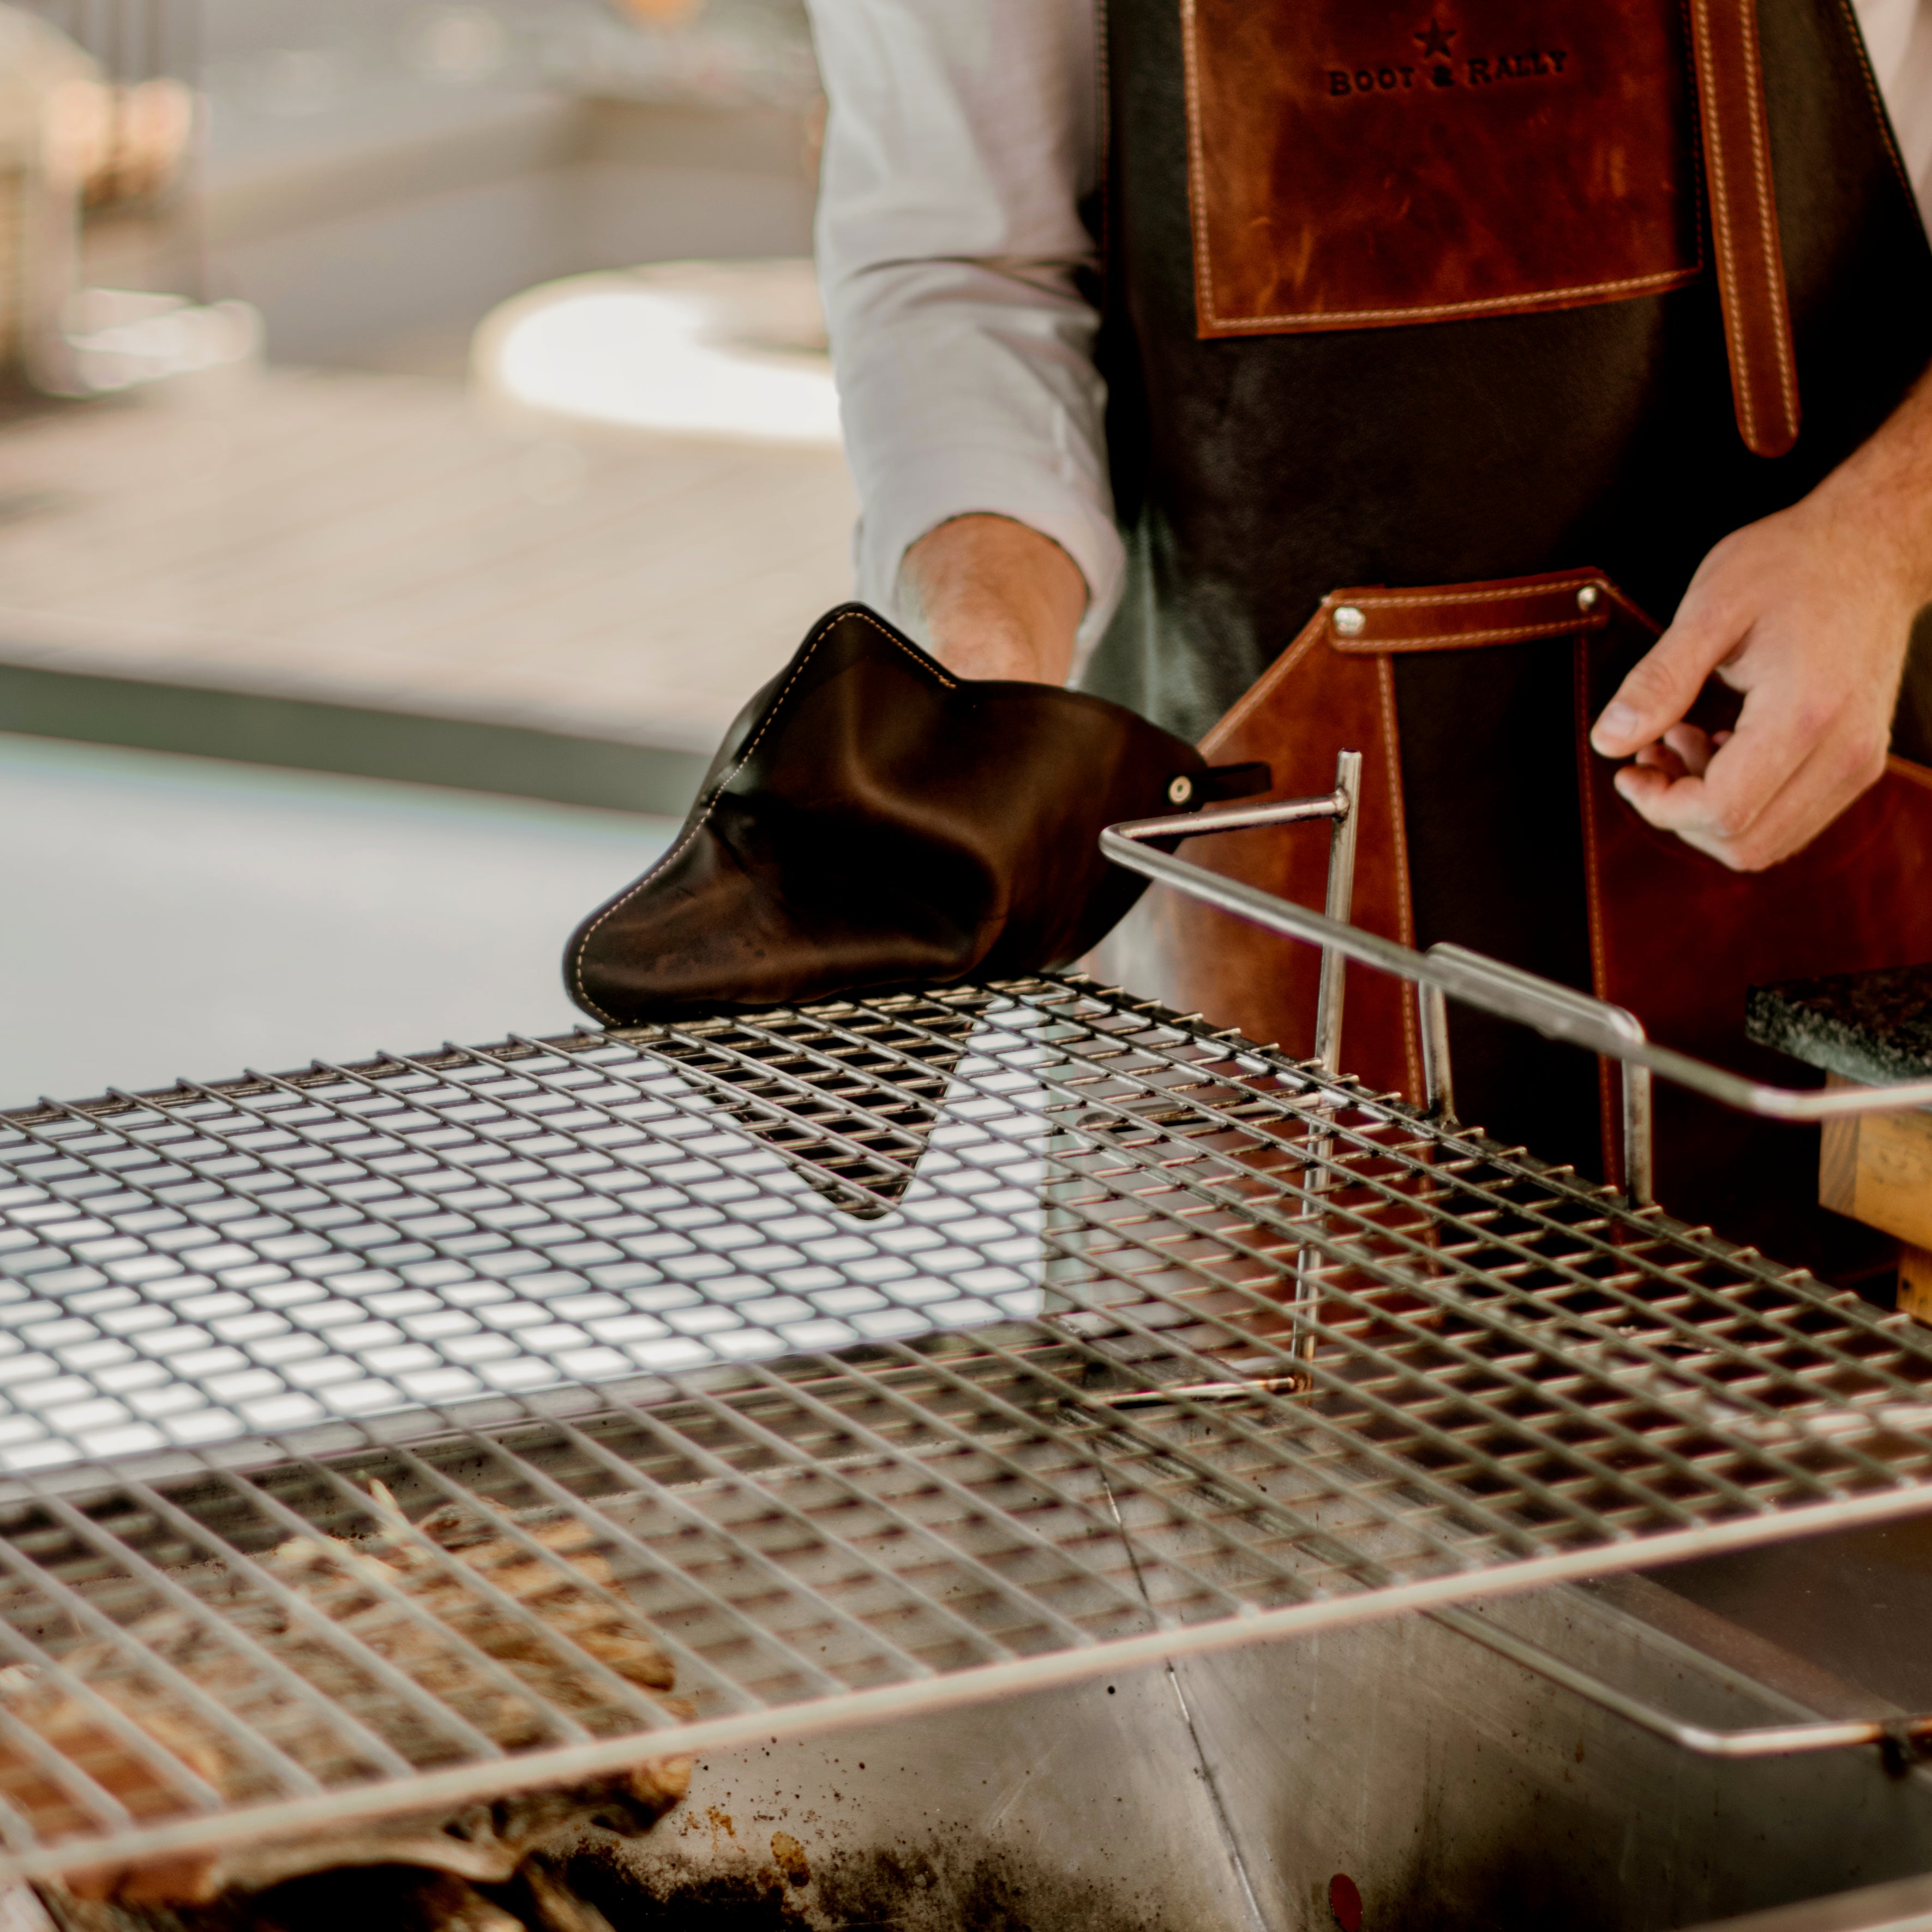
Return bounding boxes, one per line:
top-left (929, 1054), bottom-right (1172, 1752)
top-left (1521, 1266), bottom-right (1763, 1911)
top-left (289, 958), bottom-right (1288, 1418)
top-left (1180, 0), bottom-right (1703, 336)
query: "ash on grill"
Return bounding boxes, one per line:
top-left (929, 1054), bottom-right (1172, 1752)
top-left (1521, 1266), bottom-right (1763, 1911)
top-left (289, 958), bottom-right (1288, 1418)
top-left (4, 1484), bottom-right (688, 1932)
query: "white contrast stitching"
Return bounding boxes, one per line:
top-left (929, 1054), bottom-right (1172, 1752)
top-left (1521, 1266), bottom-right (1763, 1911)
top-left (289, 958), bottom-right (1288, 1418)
top-left (1376, 653), bottom-right (1424, 1101)
top-left (1178, 0), bottom-right (1222, 335)
top-left (1201, 266), bottom-right (1700, 333)
top-left (1331, 574), bottom-right (1601, 611)
top-left (1571, 634), bottom-right (1620, 1180)
top-left (1693, 0), bottom-right (1759, 451)
top-left (1335, 618), bottom-right (1610, 652)
top-left (568, 609), bottom-right (956, 1025)
top-left (1737, 0), bottom-right (1799, 433)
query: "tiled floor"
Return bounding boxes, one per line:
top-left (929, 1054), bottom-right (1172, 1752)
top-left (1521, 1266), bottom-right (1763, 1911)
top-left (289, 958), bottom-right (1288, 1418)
top-left (0, 366), bottom-right (856, 755)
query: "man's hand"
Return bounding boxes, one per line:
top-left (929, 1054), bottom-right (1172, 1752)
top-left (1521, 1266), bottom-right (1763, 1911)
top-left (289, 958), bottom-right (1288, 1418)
top-left (899, 513), bottom-right (1086, 683)
top-left (1589, 373), bottom-right (1932, 871)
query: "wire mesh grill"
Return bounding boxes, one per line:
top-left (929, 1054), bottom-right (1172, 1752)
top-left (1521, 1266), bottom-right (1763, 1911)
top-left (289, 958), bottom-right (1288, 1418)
top-left (3, 974), bottom-right (1932, 1885)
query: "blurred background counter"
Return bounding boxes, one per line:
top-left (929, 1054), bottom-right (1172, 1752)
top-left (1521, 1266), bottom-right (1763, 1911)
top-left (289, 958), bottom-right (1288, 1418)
top-left (0, 0), bottom-right (854, 1103)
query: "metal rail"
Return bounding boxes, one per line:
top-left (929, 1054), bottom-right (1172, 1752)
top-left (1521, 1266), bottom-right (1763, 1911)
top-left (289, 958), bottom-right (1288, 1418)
top-left (1102, 778), bottom-right (1932, 1202)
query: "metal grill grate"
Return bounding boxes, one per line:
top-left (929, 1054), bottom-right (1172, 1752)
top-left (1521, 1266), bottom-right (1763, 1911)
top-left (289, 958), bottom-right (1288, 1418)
top-left (3, 975), bottom-right (1932, 1884)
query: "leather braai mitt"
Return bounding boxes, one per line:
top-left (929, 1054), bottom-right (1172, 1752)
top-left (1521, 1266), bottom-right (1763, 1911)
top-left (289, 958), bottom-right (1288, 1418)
top-left (566, 604), bottom-right (1261, 1024)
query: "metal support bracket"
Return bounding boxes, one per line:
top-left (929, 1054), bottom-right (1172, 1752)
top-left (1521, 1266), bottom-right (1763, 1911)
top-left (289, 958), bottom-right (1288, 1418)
top-left (1114, 754), bottom-right (1364, 1367)
top-left (1103, 767), bottom-right (1932, 1210)
top-left (1112, 751), bottom-right (1364, 1077)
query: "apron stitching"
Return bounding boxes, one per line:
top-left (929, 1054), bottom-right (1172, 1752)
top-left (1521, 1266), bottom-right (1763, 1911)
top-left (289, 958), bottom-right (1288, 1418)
top-left (1376, 653), bottom-right (1424, 1101)
top-left (1177, 0), bottom-right (1223, 328)
top-left (1679, 0), bottom-right (1712, 267)
top-left (1579, 592), bottom-right (1663, 1184)
top-left (1336, 621), bottom-right (1609, 651)
top-left (1205, 266), bottom-right (1700, 333)
top-left (1338, 579), bottom-right (1599, 609)
top-left (1572, 633), bottom-right (1621, 1184)
top-left (1736, 0), bottom-right (1798, 429)
top-left (1692, 0), bottom-right (1760, 451)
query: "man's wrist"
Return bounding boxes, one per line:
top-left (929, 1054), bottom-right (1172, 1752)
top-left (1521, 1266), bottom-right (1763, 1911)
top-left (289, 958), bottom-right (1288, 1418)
top-left (1801, 368), bottom-right (1932, 613)
top-left (898, 514), bottom-right (1087, 683)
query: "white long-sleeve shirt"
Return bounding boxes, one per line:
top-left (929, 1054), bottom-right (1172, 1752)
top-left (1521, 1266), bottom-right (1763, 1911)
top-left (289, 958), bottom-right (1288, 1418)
top-left (807, 0), bottom-right (1932, 668)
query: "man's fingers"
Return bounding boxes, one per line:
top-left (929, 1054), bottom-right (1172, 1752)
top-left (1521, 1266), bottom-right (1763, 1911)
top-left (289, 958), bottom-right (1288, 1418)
top-left (1609, 702), bottom-right (1800, 846)
top-left (1649, 761), bottom-right (1847, 868)
top-left (1611, 761), bottom-right (1688, 818)
top-left (1610, 672), bottom-right (1819, 842)
top-left (1590, 605), bottom-right (1743, 758)
top-left (1611, 724), bottom-right (1880, 869)
top-left (1630, 723), bottom-right (1713, 783)
top-left (1691, 677), bottom-right (1865, 842)
top-left (1662, 722), bottom-right (1715, 777)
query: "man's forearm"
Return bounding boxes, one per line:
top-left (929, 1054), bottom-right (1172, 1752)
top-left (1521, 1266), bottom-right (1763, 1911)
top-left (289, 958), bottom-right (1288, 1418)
top-left (1804, 365), bottom-right (1932, 610)
top-left (898, 514), bottom-right (1087, 683)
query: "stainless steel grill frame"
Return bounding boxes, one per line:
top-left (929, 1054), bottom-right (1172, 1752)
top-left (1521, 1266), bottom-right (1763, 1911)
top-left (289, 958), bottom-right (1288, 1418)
top-left (4, 975), bottom-right (1932, 1886)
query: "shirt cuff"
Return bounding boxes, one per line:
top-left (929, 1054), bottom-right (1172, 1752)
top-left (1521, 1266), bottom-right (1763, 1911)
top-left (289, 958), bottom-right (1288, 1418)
top-left (851, 446), bottom-right (1126, 679)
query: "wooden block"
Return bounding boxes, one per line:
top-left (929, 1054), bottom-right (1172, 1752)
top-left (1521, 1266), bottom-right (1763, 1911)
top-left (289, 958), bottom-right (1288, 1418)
top-left (1838, 1109), bottom-right (1932, 1250)
top-left (1900, 1243), bottom-right (1932, 1325)
top-left (1818, 1075), bottom-right (1932, 1252)
top-left (1819, 1090), bottom-right (1859, 1219)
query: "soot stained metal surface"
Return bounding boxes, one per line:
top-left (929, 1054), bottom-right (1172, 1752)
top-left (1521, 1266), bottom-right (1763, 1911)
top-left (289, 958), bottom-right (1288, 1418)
top-left (1, 977), bottom-right (1931, 1885)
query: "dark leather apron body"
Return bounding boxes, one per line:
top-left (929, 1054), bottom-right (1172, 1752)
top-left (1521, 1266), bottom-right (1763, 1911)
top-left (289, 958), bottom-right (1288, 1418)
top-left (1084, 0), bottom-right (1932, 1273)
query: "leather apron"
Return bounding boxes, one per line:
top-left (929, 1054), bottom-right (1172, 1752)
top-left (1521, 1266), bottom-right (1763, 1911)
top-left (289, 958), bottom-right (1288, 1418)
top-left (1084, 0), bottom-right (1932, 1275)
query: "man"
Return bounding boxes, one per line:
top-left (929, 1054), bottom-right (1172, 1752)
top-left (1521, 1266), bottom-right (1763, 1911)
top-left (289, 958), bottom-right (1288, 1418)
top-left (802, 0), bottom-right (1932, 1264)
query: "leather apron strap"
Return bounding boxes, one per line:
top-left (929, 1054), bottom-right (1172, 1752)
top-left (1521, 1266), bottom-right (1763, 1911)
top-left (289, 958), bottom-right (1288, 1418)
top-left (1690, 0), bottom-right (1803, 455)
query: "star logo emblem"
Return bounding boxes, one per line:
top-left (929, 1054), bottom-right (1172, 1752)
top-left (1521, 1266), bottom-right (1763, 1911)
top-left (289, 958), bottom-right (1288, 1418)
top-left (1414, 16), bottom-right (1456, 58)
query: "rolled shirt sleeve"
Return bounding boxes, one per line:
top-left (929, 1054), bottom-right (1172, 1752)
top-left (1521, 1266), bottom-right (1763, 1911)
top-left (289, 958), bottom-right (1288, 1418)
top-left (805, 0), bottom-right (1124, 667)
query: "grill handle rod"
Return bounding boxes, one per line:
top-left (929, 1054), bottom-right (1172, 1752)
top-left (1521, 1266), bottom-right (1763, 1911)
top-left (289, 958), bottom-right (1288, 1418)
top-left (1103, 773), bottom-right (1932, 1207)
top-left (1430, 1606), bottom-right (1932, 1769)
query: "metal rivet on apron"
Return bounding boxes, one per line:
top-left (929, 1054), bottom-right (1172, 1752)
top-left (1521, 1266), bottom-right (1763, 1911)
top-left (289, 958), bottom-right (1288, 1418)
top-left (1577, 584), bottom-right (1601, 611)
top-left (1333, 605), bottom-right (1366, 637)
top-left (1167, 775), bottom-right (1194, 805)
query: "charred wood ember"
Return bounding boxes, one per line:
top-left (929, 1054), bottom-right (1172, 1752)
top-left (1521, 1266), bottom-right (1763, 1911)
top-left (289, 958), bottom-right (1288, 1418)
top-left (34, 1800), bottom-right (674, 1932)
top-left (0, 1484), bottom-right (688, 1932)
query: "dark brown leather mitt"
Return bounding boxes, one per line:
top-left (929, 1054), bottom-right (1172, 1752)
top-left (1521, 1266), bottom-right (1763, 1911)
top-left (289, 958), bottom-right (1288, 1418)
top-left (566, 604), bottom-right (1262, 1025)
